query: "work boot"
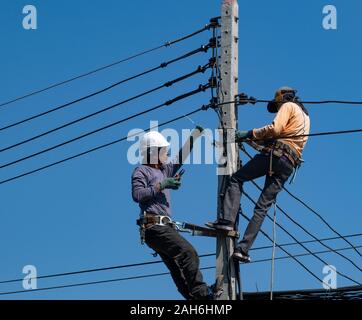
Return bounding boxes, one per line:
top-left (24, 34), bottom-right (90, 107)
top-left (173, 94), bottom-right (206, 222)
top-left (232, 247), bottom-right (251, 263)
top-left (205, 219), bottom-right (234, 231)
top-left (208, 275), bottom-right (224, 299)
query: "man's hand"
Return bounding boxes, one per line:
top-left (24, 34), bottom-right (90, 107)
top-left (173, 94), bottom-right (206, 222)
top-left (159, 178), bottom-right (181, 190)
top-left (235, 130), bottom-right (253, 142)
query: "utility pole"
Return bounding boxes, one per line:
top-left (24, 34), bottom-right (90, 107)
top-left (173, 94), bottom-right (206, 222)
top-left (216, 0), bottom-right (240, 300)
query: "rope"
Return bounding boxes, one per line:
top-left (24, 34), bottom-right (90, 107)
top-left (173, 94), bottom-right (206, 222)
top-left (270, 202), bottom-right (277, 300)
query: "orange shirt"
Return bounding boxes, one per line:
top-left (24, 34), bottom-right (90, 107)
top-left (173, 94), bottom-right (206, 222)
top-left (252, 102), bottom-right (310, 158)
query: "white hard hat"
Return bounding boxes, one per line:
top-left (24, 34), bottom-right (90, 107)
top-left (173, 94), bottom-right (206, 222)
top-left (140, 131), bottom-right (170, 152)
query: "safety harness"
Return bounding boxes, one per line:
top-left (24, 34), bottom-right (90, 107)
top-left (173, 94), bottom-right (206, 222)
top-left (136, 213), bottom-right (172, 245)
top-left (242, 139), bottom-right (304, 184)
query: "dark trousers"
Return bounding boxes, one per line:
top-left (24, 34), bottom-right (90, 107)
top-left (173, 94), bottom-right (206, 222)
top-left (145, 224), bottom-right (209, 300)
top-left (221, 153), bottom-right (294, 254)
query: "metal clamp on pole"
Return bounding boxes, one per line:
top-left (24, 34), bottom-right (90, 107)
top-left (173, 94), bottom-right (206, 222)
top-left (174, 221), bottom-right (240, 238)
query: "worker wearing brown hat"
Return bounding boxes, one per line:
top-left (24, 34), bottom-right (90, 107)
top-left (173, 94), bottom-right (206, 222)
top-left (207, 87), bottom-right (311, 262)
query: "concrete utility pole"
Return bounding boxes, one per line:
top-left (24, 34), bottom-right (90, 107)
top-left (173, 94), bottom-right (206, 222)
top-left (216, 0), bottom-right (240, 300)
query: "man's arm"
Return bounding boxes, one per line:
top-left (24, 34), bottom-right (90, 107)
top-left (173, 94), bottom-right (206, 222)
top-left (252, 102), bottom-right (292, 140)
top-left (131, 169), bottom-right (159, 203)
top-left (132, 169), bottom-right (181, 203)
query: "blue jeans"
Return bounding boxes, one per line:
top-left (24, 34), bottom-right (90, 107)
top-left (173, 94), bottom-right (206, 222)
top-left (221, 153), bottom-right (294, 254)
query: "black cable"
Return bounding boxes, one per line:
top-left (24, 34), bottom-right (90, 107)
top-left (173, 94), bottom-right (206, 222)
top-left (282, 129), bottom-right (362, 139)
top-left (300, 100), bottom-right (362, 105)
top-left (0, 84), bottom-right (211, 170)
top-left (250, 180), bottom-right (362, 273)
top-left (0, 244), bottom-right (360, 296)
top-left (238, 207), bottom-right (329, 288)
top-left (240, 145), bottom-right (362, 264)
top-left (0, 108), bottom-right (204, 186)
top-left (1, 233), bottom-right (360, 285)
top-left (282, 186), bottom-right (362, 257)
top-left (252, 244), bottom-right (362, 265)
top-left (253, 99), bottom-right (362, 105)
top-left (249, 233), bottom-right (362, 252)
top-left (0, 64), bottom-right (210, 154)
top-left (0, 23), bottom-right (213, 109)
top-left (242, 191), bottom-right (361, 285)
top-left (0, 44), bottom-right (212, 133)
top-left (213, 98), bottom-right (362, 108)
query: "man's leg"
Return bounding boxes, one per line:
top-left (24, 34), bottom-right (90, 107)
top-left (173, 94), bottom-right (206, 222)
top-left (211, 154), bottom-right (270, 229)
top-left (158, 252), bottom-right (192, 300)
top-left (237, 156), bottom-right (294, 256)
top-left (145, 225), bottom-right (210, 300)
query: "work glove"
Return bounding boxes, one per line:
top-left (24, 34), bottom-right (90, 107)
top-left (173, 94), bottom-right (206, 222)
top-left (235, 130), bottom-right (253, 142)
top-left (159, 178), bottom-right (181, 190)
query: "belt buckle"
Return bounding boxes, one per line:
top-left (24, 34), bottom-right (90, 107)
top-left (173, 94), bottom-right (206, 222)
top-left (156, 215), bottom-right (172, 226)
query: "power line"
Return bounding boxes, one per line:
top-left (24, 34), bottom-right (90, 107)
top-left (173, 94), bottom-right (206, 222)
top-left (285, 129), bottom-right (362, 139)
top-left (1, 232), bottom-right (360, 286)
top-left (1, 233), bottom-right (360, 285)
top-left (2, 243), bottom-right (360, 296)
top-left (251, 180), bottom-right (362, 273)
top-left (238, 208), bottom-right (328, 288)
top-left (213, 98), bottom-right (362, 108)
top-left (0, 245), bottom-right (362, 295)
top-left (0, 44), bottom-right (212, 133)
top-left (0, 84), bottom-right (211, 170)
top-left (239, 145), bottom-right (362, 267)
top-left (282, 186), bottom-right (362, 257)
top-left (0, 107), bottom-right (204, 186)
top-left (0, 22), bottom-right (216, 109)
top-left (242, 192), bottom-right (361, 286)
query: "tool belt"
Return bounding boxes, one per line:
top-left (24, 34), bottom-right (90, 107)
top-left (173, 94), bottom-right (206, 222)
top-left (262, 140), bottom-right (302, 168)
top-left (136, 213), bottom-right (174, 245)
top-left (136, 214), bottom-right (173, 229)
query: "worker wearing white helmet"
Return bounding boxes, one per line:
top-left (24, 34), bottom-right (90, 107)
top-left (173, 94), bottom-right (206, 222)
top-left (131, 127), bottom-right (223, 300)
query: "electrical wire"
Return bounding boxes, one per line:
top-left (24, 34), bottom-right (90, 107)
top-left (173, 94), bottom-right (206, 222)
top-left (282, 186), bottom-right (362, 257)
top-left (238, 207), bottom-right (328, 288)
top-left (212, 98), bottom-right (362, 108)
top-left (0, 23), bottom-right (214, 109)
top-left (0, 44), bottom-right (212, 132)
top-left (3, 243), bottom-right (360, 296)
top-left (242, 191), bottom-right (361, 286)
top-left (0, 84), bottom-right (211, 170)
top-left (0, 108), bottom-right (204, 186)
top-left (240, 146), bottom-right (362, 269)
top-left (1, 233), bottom-right (360, 285)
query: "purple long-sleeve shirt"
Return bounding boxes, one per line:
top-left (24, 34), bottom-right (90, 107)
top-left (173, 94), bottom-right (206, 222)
top-left (131, 160), bottom-right (181, 217)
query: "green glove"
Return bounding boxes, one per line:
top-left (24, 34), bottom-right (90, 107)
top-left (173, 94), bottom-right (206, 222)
top-left (235, 130), bottom-right (252, 142)
top-left (159, 178), bottom-right (181, 190)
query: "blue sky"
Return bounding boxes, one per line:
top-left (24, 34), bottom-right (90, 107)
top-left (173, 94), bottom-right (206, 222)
top-left (0, 0), bottom-right (361, 299)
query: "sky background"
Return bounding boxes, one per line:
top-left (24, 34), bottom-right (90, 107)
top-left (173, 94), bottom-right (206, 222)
top-left (0, 0), bottom-right (361, 299)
